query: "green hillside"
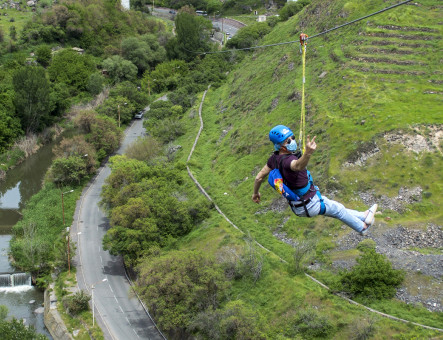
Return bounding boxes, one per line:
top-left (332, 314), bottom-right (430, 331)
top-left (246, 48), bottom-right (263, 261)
top-left (168, 0), bottom-right (442, 337)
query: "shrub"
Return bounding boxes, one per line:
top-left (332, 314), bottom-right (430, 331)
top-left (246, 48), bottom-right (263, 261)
top-left (337, 249), bottom-right (405, 300)
top-left (190, 300), bottom-right (267, 339)
top-left (87, 73), bottom-right (106, 95)
top-left (293, 308), bottom-right (334, 338)
top-left (149, 118), bottom-right (185, 144)
top-left (279, 0), bottom-right (310, 21)
top-left (136, 251), bottom-right (229, 334)
top-left (62, 291), bottom-right (90, 315)
top-left (46, 155), bottom-right (88, 185)
top-left (53, 135), bottom-right (97, 174)
top-left (125, 136), bottom-right (161, 162)
top-left (291, 239), bottom-right (316, 274)
top-left (356, 239), bottom-right (376, 253)
top-left (35, 45), bottom-right (52, 67)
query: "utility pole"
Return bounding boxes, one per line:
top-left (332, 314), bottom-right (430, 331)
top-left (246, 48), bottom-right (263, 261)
top-left (61, 189), bottom-right (74, 274)
top-left (117, 104), bottom-right (120, 127)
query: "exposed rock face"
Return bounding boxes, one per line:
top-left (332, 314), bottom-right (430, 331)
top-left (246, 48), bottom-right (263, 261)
top-left (359, 186), bottom-right (423, 213)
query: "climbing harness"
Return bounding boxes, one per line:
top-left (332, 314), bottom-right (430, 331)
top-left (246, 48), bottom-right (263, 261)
top-left (268, 153), bottom-right (326, 216)
top-left (298, 33), bottom-right (308, 154)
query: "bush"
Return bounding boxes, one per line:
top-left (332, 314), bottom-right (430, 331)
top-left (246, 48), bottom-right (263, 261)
top-left (35, 45), bottom-right (52, 67)
top-left (356, 239), bottom-right (376, 253)
top-left (149, 118), bottom-right (185, 144)
top-left (293, 308), bottom-right (334, 338)
top-left (279, 0), bottom-right (310, 21)
top-left (46, 155), bottom-right (88, 185)
top-left (290, 239), bottom-right (316, 274)
top-left (190, 300), bottom-right (267, 339)
top-left (225, 22), bottom-right (271, 49)
top-left (125, 136), bottom-right (161, 162)
top-left (337, 249), bottom-right (405, 300)
top-left (136, 251), bottom-right (229, 334)
top-left (62, 291), bottom-right (90, 315)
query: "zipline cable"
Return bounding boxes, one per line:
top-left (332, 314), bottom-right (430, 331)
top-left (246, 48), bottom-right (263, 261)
top-left (185, 0), bottom-right (413, 55)
top-left (299, 34), bottom-right (308, 153)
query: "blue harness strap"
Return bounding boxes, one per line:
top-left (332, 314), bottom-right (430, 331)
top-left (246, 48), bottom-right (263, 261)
top-left (297, 170), bottom-right (326, 216)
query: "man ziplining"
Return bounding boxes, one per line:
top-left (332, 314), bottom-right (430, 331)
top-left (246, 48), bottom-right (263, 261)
top-left (252, 125), bottom-right (377, 235)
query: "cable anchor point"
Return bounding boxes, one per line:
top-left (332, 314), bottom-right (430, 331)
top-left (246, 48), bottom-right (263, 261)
top-left (299, 33), bottom-right (308, 53)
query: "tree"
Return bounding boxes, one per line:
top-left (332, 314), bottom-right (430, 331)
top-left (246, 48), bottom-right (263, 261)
top-left (278, 0), bottom-right (310, 21)
top-left (53, 135), bottom-right (97, 173)
top-left (12, 66), bottom-right (52, 134)
top-left (0, 108), bottom-right (22, 152)
top-left (102, 55), bottom-right (138, 84)
top-left (175, 9), bottom-right (212, 60)
top-left (0, 318), bottom-right (48, 339)
top-left (35, 45), bottom-right (52, 67)
top-left (87, 73), bottom-right (106, 95)
top-left (46, 156), bottom-right (88, 185)
top-left (141, 59), bottom-right (188, 93)
top-left (47, 49), bottom-right (96, 94)
top-left (136, 251), bottom-right (228, 334)
top-left (226, 22), bottom-right (271, 49)
top-left (121, 35), bottom-right (166, 75)
top-left (108, 81), bottom-right (149, 112)
top-left (337, 248), bottom-right (405, 300)
top-left (97, 96), bottom-right (136, 125)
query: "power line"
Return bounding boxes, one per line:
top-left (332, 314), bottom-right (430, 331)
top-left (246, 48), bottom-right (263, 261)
top-left (188, 0), bottom-right (413, 55)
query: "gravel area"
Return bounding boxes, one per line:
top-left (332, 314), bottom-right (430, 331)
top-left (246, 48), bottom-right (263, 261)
top-left (274, 222), bottom-right (443, 312)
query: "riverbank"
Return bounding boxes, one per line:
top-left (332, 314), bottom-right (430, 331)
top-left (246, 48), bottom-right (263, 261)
top-left (0, 125), bottom-right (65, 181)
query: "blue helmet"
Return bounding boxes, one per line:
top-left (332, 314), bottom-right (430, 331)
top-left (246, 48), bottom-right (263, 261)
top-left (269, 125), bottom-right (294, 145)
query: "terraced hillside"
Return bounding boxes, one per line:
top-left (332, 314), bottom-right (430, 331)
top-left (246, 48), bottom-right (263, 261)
top-left (175, 0), bottom-right (442, 336)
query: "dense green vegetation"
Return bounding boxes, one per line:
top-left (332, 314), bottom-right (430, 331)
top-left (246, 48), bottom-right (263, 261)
top-left (108, 0), bottom-right (441, 338)
top-left (3, 0), bottom-right (442, 338)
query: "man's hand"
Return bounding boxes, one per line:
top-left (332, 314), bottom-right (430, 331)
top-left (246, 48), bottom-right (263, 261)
top-left (252, 193), bottom-right (261, 203)
top-left (305, 135), bottom-right (317, 155)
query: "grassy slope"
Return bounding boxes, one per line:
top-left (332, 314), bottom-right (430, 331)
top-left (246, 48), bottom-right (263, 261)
top-left (174, 0), bottom-right (443, 337)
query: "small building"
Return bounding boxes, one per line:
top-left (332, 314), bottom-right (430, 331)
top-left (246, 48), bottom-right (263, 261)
top-left (257, 15), bottom-right (266, 22)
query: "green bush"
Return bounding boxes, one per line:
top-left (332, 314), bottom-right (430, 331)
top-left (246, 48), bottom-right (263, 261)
top-left (149, 118), bottom-right (185, 144)
top-left (136, 250), bottom-right (229, 334)
top-left (225, 22), bottom-right (271, 49)
top-left (293, 308), bottom-right (334, 338)
top-left (356, 239), bottom-right (376, 253)
top-left (125, 136), bottom-right (162, 162)
top-left (190, 300), bottom-right (267, 339)
top-left (278, 0), bottom-right (310, 21)
top-left (62, 291), bottom-right (90, 315)
top-left (337, 249), bottom-right (405, 300)
top-left (46, 155), bottom-right (87, 186)
top-left (35, 44), bottom-right (52, 67)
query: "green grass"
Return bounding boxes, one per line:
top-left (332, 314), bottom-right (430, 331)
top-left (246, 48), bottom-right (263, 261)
top-left (0, 8), bottom-right (34, 42)
top-left (170, 0), bottom-right (443, 336)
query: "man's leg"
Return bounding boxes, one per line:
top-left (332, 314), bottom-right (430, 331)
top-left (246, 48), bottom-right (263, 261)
top-left (322, 196), bottom-right (366, 233)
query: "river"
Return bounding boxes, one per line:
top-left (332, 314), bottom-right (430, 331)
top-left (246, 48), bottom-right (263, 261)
top-left (0, 136), bottom-right (64, 339)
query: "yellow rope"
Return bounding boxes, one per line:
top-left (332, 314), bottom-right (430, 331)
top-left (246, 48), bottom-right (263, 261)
top-left (299, 42), bottom-right (307, 153)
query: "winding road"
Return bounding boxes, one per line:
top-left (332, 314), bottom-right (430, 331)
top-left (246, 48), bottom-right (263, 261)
top-left (73, 104), bottom-right (165, 340)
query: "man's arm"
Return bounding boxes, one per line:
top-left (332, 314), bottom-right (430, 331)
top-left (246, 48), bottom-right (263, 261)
top-left (290, 135), bottom-right (317, 171)
top-left (252, 164), bottom-right (271, 203)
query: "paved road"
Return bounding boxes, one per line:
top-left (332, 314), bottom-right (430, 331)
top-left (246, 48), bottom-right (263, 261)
top-left (211, 19), bottom-right (240, 37)
top-left (73, 107), bottom-right (165, 340)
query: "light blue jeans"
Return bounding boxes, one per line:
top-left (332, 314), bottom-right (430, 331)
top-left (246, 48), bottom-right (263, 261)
top-left (290, 195), bottom-right (366, 233)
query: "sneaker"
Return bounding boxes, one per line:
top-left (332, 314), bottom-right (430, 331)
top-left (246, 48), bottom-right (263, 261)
top-left (360, 223), bottom-right (372, 236)
top-left (364, 204), bottom-right (378, 226)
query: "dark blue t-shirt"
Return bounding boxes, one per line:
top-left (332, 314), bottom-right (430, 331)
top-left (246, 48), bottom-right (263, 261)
top-left (267, 153), bottom-right (316, 200)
